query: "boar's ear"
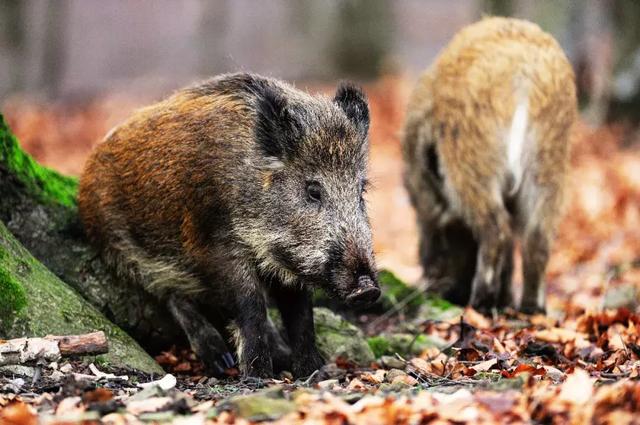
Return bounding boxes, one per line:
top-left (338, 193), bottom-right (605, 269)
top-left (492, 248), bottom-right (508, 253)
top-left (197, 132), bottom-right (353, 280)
top-left (333, 82), bottom-right (369, 138)
top-left (255, 86), bottom-right (303, 160)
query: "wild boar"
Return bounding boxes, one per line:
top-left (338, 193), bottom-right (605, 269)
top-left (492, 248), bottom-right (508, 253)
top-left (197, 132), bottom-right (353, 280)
top-left (78, 73), bottom-right (380, 377)
top-left (403, 17), bottom-right (577, 313)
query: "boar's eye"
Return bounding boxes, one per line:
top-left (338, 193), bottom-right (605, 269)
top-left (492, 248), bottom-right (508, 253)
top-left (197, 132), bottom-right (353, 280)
top-left (360, 179), bottom-right (370, 195)
top-left (358, 179), bottom-right (369, 209)
top-left (306, 181), bottom-right (322, 203)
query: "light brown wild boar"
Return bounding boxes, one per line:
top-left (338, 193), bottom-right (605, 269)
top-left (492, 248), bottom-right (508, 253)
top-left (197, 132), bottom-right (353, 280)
top-left (403, 17), bottom-right (577, 313)
top-left (78, 73), bottom-right (380, 378)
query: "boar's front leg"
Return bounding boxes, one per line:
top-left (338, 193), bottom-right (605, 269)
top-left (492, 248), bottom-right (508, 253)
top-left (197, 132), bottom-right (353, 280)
top-left (233, 286), bottom-right (274, 378)
top-left (272, 285), bottom-right (325, 378)
top-left (265, 315), bottom-right (292, 373)
top-left (167, 297), bottom-right (233, 377)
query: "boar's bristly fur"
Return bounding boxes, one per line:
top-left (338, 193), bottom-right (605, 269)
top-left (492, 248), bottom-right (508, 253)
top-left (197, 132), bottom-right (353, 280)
top-left (78, 73), bottom-right (380, 378)
top-left (403, 18), bottom-right (577, 314)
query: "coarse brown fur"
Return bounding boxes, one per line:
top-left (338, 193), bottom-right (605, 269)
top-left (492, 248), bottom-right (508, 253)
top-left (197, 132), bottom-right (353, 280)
top-left (79, 73), bottom-right (380, 377)
top-left (403, 17), bottom-right (577, 313)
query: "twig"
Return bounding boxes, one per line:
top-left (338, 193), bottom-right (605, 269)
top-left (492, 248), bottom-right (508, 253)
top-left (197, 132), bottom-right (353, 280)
top-left (0, 331), bottom-right (108, 366)
top-left (303, 369), bottom-right (320, 386)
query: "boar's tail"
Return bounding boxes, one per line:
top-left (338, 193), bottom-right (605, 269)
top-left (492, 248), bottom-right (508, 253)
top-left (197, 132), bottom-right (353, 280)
top-left (102, 229), bottom-right (206, 298)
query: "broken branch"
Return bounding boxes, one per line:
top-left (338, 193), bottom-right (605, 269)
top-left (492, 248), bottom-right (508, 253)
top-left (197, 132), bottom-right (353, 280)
top-left (0, 331), bottom-right (108, 366)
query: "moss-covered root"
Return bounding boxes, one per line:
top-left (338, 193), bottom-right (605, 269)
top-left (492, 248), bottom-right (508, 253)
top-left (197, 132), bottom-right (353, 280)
top-left (0, 220), bottom-right (162, 374)
top-left (0, 114), bottom-right (78, 207)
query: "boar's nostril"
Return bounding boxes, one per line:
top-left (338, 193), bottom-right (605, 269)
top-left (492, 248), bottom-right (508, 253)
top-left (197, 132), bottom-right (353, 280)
top-left (358, 274), bottom-right (374, 287)
top-left (345, 275), bottom-right (381, 307)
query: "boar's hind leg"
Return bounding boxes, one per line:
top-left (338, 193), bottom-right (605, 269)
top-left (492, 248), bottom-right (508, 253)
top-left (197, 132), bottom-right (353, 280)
top-left (168, 297), bottom-right (232, 377)
top-left (468, 210), bottom-right (513, 313)
top-left (497, 238), bottom-right (514, 309)
top-left (272, 286), bottom-right (325, 378)
top-left (520, 225), bottom-right (550, 314)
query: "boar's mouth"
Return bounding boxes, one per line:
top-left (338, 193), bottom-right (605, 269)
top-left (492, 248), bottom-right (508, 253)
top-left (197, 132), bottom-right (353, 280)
top-left (319, 242), bottom-right (381, 307)
top-left (321, 265), bottom-right (381, 308)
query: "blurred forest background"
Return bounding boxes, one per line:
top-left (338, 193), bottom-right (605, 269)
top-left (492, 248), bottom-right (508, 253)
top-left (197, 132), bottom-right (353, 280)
top-left (1, 0), bottom-right (640, 313)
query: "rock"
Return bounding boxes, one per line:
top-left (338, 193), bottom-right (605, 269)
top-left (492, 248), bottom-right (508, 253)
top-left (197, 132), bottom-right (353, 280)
top-left (367, 333), bottom-right (448, 358)
top-left (392, 374), bottom-right (418, 386)
top-left (1, 377), bottom-right (24, 392)
top-left (385, 369), bottom-right (407, 383)
top-left (313, 307), bottom-right (375, 365)
top-left (380, 355), bottom-right (405, 369)
top-left (0, 365), bottom-right (37, 378)
top-left (224, 388), bottom-right (295, 421)
top-left (317, 379), bottom-right (339, 390)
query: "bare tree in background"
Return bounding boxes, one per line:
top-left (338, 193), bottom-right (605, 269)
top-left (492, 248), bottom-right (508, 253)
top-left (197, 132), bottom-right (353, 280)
top-left (40, 0), bottom-right (67, 97)
top-left (198, 0), bottom-right (230, 76)
top-left (606, 0), bottom-right (640, 131)
top-left (330, 0), bottom-right (393, 79)
top-left (0, 0), bottom-right (25, 95)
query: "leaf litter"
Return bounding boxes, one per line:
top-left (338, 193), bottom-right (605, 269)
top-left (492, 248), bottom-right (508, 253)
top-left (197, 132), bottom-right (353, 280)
top-left (2, 77), bottom-right (640, 423)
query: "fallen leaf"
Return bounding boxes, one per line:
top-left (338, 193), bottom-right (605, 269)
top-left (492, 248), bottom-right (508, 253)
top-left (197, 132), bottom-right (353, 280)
top-left (346, 378), bottom-right (367, 391)
top-left (471, 358), bottom-right (497, 372)
top-left (0, 401), bottom-right (37, 425)
top-left (558, 369), bottom-right (594, 405)
top-left (82, 387), bottom-right (114, 404)
top-left (126, 397), bottom-right (173, 415)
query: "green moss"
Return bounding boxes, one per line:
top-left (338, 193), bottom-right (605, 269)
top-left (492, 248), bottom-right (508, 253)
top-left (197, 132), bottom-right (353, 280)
top-left (226, 388), bottom-right (295, 421)
top-left (418, 296), bottom-right (464, 321)
top-left (367, 336), bottom-right (391, 358)
top-left (0, 114), bottom-right (78, 208)
top-left (378, 269), bottom-right (426, 311)
top-left (313, 307), bottom-right (374, 365)
top-left (0, 221), bottom-right (161, 373)
top-left (367, 333), bottom-right (447, 358)
top-left (0, 265), bottom-right (27, 318)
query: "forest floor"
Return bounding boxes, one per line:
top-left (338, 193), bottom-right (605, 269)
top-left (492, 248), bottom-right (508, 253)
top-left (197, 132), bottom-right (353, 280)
top-left (1, 76), bottom-right (640, 423)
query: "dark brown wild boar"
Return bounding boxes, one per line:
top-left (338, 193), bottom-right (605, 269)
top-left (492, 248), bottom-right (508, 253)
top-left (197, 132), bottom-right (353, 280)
top-left (78, 73), bottom-right (380, 378)
top-left (403, 18), bottom-right (577, 314)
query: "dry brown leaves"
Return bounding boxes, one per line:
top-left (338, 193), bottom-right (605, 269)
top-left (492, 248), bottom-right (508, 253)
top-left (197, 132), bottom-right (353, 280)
top-left (2, 76), bottom-right (640, 423)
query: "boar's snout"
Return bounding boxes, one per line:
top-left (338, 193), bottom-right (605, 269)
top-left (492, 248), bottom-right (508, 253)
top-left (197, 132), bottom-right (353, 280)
top-left (345, 274), bottom-right (380, 307)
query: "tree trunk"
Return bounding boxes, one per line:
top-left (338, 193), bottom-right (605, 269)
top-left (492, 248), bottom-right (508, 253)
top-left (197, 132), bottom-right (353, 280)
top-left (0, 113), bottom-right (180, 373)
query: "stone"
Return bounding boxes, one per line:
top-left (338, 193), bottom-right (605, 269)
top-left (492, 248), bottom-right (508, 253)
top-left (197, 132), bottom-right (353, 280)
top-left (313, 308), bottom-right (375, 365)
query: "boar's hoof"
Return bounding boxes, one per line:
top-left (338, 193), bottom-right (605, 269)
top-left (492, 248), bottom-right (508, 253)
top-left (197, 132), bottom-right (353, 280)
top-left (345, 276), bottom-right (381, 307)
top-left (203, 352), bottom-right (236, 377)
top-left (519, 302), bottom-right (546, 315)
top-left (292, 348), bottom-right (325, 378)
